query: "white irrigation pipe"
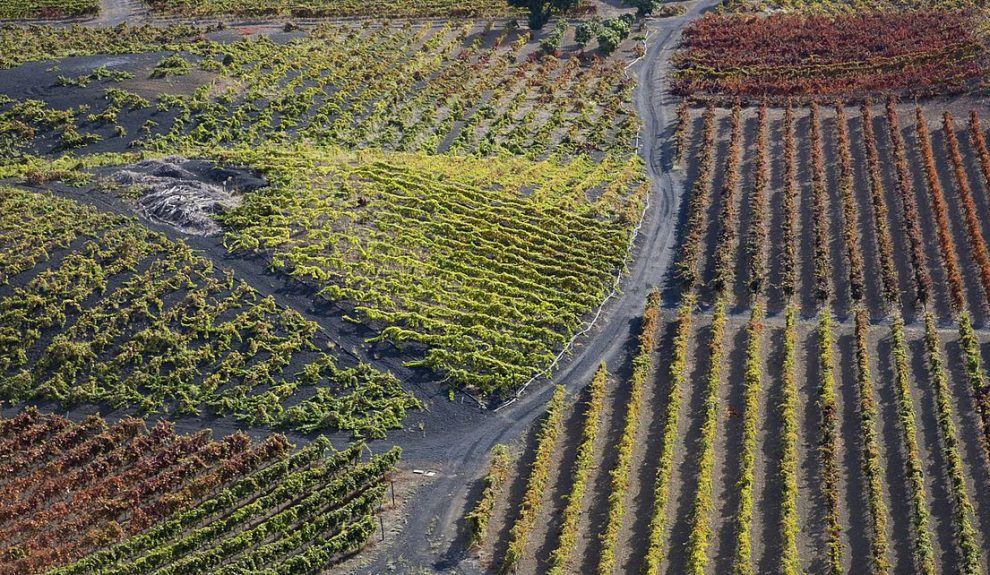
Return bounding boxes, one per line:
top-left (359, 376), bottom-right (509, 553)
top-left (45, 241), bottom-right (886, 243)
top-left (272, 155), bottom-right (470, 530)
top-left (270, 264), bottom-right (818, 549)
top-left (624, 27), bottom-right (654, 72)
top-left (493, 33), bottom-right (658, 413)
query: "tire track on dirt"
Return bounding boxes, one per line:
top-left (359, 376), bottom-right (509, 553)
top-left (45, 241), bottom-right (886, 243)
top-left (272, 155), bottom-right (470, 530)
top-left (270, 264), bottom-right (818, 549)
top-left (92, 0), bottom-right (144, 26)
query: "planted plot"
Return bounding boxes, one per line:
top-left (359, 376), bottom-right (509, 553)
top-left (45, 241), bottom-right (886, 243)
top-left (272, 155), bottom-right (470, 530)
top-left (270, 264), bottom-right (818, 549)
top-left (500, 385), bottom-right (567, 573)
top-left (548, 366), bottom-right (607, 574)
top-left (0, 23), bottom-right (640, 160)
top-left (0, 409), bottom-right (291, 574)
top-left (673, 12), bottom-right (984, 101)
top-left (5, 23), bottom-right (638, 159)
top-left (943, 111), bottom-right (990, 312)
top-left (0, 22), bottom-right (647, 397)
top-left (474, 304), bottom-right (990, 574)
top-left (469, 89), bottom-right (990, 565)
top-left (146, 0), bottom-right (515, 18)
top-left (0, 24), bottom-right (204, 69)
top-left (0, 187), bottom-right (418, 436)
top-left (218, 146), bottom-right (646, 394)
top-left (724, 0), bottom-right (984, 12)
top-left (0, 412), bottom-right (401, 575)
top-left (916, 107), bottom-right (965, 314)
top-left (0, 0), bottom-right (97, 19)
top-left (675, 103), bottom-right (990, 322)
top-left (599, 291), bottom-right (661, 574)
top-left (643, 295), bottom-right (694, 575)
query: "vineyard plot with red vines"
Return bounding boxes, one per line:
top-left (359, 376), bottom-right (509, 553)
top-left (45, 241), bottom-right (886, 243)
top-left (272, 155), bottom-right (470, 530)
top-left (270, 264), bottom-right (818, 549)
top-left (0, 409), bottom-right (399, 575)
top-left (673, 11), bottom-right (985, 102)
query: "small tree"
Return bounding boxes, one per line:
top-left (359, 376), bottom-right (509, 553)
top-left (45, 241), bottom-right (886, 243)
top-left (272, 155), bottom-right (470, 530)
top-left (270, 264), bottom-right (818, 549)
top-left (597, 15), bottom-right (633, 54)
top-left (508, 0), bottom-right (580, 29)
top-left (597, 27), bottom-right (622, 54)
top-left (575, 17), bottom-right (602, 50)
top-left (540, 19), bottom-right (568, 54)
top-left (625, 0), bottom-right (659, 15)
top-left (613, 13), bottom-right (635, 33)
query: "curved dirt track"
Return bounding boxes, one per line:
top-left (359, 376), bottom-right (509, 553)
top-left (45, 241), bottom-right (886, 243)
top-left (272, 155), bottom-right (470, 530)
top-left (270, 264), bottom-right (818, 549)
top-left (354, 2), bottom-right (719, 572)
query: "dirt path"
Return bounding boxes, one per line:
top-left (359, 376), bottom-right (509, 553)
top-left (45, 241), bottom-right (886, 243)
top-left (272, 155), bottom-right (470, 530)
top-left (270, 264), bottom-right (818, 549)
top-left (92, 0), bottom-right (143, 26)
top-left (347, 3), bottom-right (721, 572)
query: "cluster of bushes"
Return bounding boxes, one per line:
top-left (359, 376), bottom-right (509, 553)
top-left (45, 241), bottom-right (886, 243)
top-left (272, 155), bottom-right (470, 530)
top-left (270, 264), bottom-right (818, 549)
top-left (575, 14), bottom-right (634, 54)
top-left (539, 14), bottom-right (635, 55)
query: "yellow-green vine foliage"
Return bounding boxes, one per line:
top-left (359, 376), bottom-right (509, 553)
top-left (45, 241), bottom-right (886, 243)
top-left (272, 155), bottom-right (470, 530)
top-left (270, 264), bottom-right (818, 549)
top-left (817, 310), bottom-right (842, 575)
top-left (779, 304), bottom-right (802, 575)
top-left (0, 0), bottom-right (96, 18)
top-left (501, 385), bottom-right (567, 573)
top-left (548, 363), bottom-right (609, 574)
top-left (147, 0), bottom-right (516, 19)
top-left (685, 296), bottom-right (727, 574)
top-left (466, 444), bottom-right (513, 548)
top-left (890, 314), bottom-right (936, 575)
top-left (0, 24), bottom-right (203, 70)
top-left (732, 300), bottom-right (764, 575)
top-left (0, 187), bottom-right (418, 437)
top-left (141, 23), bottom-right (639, 161)
top-left (958, 312), bottom-right (990, 465)
top-left (219, 145), bottom-right (648, 394)
top-left (643, 293), bottom-right (695, 575)
top-left (922, 313), bottom-right (983, 573)
top-left (853, 307), bottom-right (890, 575)
top-left (597, 290), bottom-right (662, 574)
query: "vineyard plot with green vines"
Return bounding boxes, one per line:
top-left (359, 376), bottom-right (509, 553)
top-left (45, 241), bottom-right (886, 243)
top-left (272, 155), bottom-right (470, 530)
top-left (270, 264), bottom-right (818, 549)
top-left (0, 8), bottom-right (657, 575)
top-left (474, 289), bottom-right (990, 574)
top-left (0, 187), bottom-right (419, 436)
top-left (145, 0), bottom-right (519, 18)
top-left (0, 21), bottom-right (641, 161)
top-left (217, 145), bottom-right (647, 394)
top-left (0, 0), bottom-right (98, 20)
top-left (0, 20), bottom-right (647, 396)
